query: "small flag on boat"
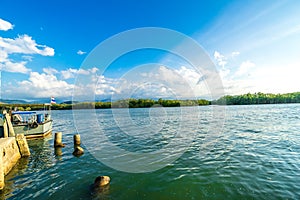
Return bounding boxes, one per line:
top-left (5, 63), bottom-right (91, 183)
top-left (50, 97), bottom-right (56, 104)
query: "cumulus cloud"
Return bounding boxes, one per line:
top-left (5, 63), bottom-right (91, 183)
top-left (212, 50), bottom-right (257, 95)
top-left (69, 54), bottom-right (257, 100)
top-left (95, 75), bottom-right (117, 96)
top-left (69, 69), bottom-right (118, 100)
top-left (0, 21), bottom-right (55, 75)
top-left (0, 34), bottom-right (54, 56)
top-left (3, 64), bottom-right (223, 99)
top-left (249, 64), bottom-right (300, 94)
top-left (0, 50), bottom-right (8, 62)
top-left (61, 68), bottom-right (78, 79)
top-left (43, 67), bottom-right (58, 75)
top-left (108, 65), bottom-right (213, 99)
top-left (219, 61), bottom-right (299, 96)
top-left (6, 72), bottom-right (74, 98)
top-left (236, 60), bottom-right (255, 76)
top-left (0, 18), bottom-right (13, 31)
top-left (175, 66), bottom-right (202, 85)
top-left (0, 60), bottom-right (30, 73)
top-left (4, 67), bottom-right (101, 99)
top-left (61, 67), bottom-right (98, 79)
top-left (214, 51), bottom-right (227, 68)
top-left (77, 50), bottom-right (86, 55)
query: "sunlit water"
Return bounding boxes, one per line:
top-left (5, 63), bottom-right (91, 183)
top-left (1, 104), bottom-right (300, 199)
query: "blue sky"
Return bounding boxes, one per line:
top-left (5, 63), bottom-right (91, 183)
top-left (0, 0), bottom-right (300, 100)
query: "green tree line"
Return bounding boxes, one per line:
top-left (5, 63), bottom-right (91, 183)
top-left (0, 98), bottom-right (210, 110)
top-left (213, 92), bottom-right (300, 105)
top-left (111, 98), bottom-right (210, 108)
top-left (1, 92), bottom-right (299, 110)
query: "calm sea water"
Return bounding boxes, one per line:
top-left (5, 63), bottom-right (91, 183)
top-left (1, 104), bottom-right (300, 199)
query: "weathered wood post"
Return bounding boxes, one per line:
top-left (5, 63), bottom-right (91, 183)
top-left (2, 110), bottom-right (8, 138)
top-left (5, 113), bottom-right (15, 137)
top-left (54, 132), bottom-right (65, 147)
top-left (15, 134), bottom-right (30, 157)
top-left (54, 147), bottom-right (63, 156)
top-left (73, 134), bottom-right (81, 146)
top-left (3, 118), bottom-right (8, 138)
top-left (0, 148), bottom-right (4, 190)
top-left (73, 134), bottom-right (83, 156)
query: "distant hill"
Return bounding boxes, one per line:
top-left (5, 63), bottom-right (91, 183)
top-left (60, 101), bottom-right (79, 104)
top-left (0, 99), bottom-right (29, 104)
top-left (0, 98), bottom-right (69, 104)
top-left (0, 98), bottom-right (112, 104)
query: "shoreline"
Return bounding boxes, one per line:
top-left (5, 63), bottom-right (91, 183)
top-left (0, 92), bottom-right (299, 110)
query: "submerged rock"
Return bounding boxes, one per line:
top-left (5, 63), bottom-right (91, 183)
top-left (72, 146), bottom-right (84, 156)
top-left (93, 176), bottom-right (110, 187)
top-left (90, 176), bottom-right (111, 199)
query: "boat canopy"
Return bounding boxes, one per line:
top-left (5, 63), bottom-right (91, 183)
top-left (12, 111), bottom-right (37, 115)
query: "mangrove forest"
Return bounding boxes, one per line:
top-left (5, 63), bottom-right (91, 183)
top-left (0, 92), bottom-right (299, 110)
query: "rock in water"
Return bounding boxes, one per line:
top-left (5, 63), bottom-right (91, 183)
top-left (73, 146), bottom-right (84, 156)
top-left (93, 176), bottom-right (110, 187)
top-left (90, 176), bottom-right (111, 199)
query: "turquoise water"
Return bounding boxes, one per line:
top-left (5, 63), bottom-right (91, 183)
top-left (1, 104), bottom-right (300, 199)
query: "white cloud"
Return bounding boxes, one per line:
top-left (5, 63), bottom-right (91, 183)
top-left (0, 60), bottom-right (30, 73)
top-left (7, 72), bottom-right (74, 98)
top-left (214, 51), bottom-right (223, 60)
top-left (43, 67), bottom-right (58, 75)
top-left (71, 71), bottom-right (118, 100)
top-left (95, 76), bottom-right (117, 96)
top-left (219, 63), bottom-right (300, 96)
top-left (61, 67), bottom-right (98, 79)
top-left (231, 51), bottom-right (240, 57)
top-left (61, 68), bottom-right (78, 79)
top-left (0, 18), bottom-right (13, 31)
top-left (77, 50), bottom-right (86, 55)
top-left (236, 60), bottom-right (255, 76)
top-left (0, 30), bottom-right (55, 74)
top-left (3, 65), bottom-right (222, 99)
top-left (214, 51), bottom-right (227, 68)
top-left (249, 64), bottom-right (300, 94)
top-left (175, 66), bottom-right (202, 86)
top-left (90, 67), bottom-right (98, 74)
top-left (78, 69), bottom-right (90, 75)
top-left (109, 65), bottom-right (213, 99)
top-left (22, 55), bottom-right (33, 61)
top-left (4, 67), bottom-right (101, 99)
top-left (0, 50), bottom-right (8, 62)
top-left (0, 34), bottom-right (54, 56)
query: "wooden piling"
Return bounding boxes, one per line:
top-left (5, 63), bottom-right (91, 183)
top-left (15, 134), bottom-right (30, 157)
top-left (54, 147), bottom-right (63, 156)
top-left (0, 148), bottom-right (4, 190)
top-left (2, 110), bottom-right (8, 138)
top-left (3, 118), bottom-right (8, 138)
top-left (73, 134), bottom-right (81, 146)
top-left (5, 113), bottom-right (15, 137)
top-left (54, 132), bottom-right (65, 147)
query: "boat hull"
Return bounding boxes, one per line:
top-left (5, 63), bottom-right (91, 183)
top-left (12, 120), bottom-right (53, 139)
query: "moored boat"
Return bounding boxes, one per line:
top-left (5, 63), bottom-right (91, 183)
top-left (0, 104), bottom-right (53, 139)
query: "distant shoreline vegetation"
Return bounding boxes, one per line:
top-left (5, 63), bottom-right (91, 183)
top-left (213, 92), bottom-right (300, 105)
top-left (1, 92), bottom-right (299, 110)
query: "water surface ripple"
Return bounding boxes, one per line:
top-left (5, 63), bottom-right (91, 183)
top-left (1, 104), bottom-right (300, 199)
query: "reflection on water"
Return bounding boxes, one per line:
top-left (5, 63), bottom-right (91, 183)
top-left (0, 157), bottom-right (29, 199)
top-left (1, 104), bottom-right (300, 199)
top-left (27, 139), bottom-right (56, 170)
top-left (90, 184), bottom-right (111, 200)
